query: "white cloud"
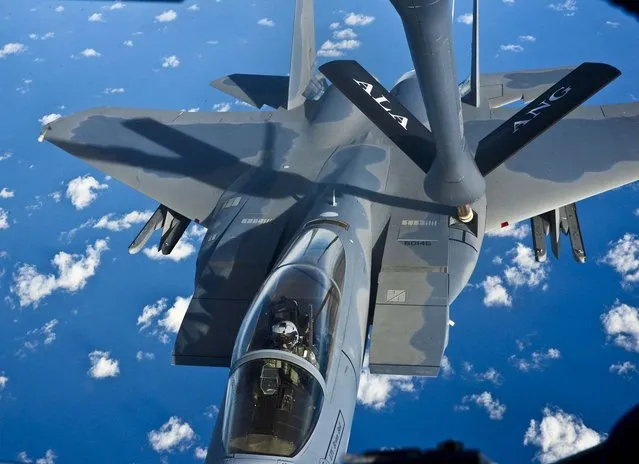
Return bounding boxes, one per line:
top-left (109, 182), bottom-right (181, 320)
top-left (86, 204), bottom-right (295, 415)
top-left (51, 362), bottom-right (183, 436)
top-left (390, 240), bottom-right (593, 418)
top-left (344, 12), bottom-right (375, 26)
top-left (601, 301), bottom-right (639, 352)
top-left (492, 256), bottom-right (503, 265)
top-left (0, 208), bottom-right (9, 230)
top-left (157, 296), bottom-right (190, 334)
top-left (38, 113), bottom-right (61, 126)
top-left (38, 449), bottom-right (57, 463)
top-left (504, 243), bottom-right (548, 288)
top-left (481, 275), bottom-right (512, 307)
top-left (123, 40), bottom-right (134, 47)
top-left (11, 239), bottom-right (109, 307)
top-left (318, 39), bottom-right (361, 57)
top-left (333, 28), bottom-right (357, 40)
top-left (0, 188), bottom-right (14, 198)
top-left (106, 2), bottom-right (126, 10)
top-left (155, 10), bottom-right (177, 22)
top-left (440, 355), bottom-right (454, 377)
top-left (17, 449), bottom-right (56, 464)
top-left (93, 210), bottom-right (153, 231)
top-left (49, 191), bottom-right (61, 202)
top-left (103, 87), bottom-right (125, 94)
top-left (486, 222), bottom-right (530, 239)
top-left (88, 350), bottom-right (120, 378)
top-left (148, 417), bottom-right (195, 452)
top-left (459, 392), bottom-right (506, 420)
top-left (0, 43), bottom-right (27, 59)
top-left (66, 175), bottom-right (108, 209)
top-left (605, 21), bottom-right (620, 28)
top-left (79, 48), bottom-right (101, 58)
top-left (601, 234), bottom-right (639, 287)
top-left (610, 361), bottom-right (636, 376)
top-left (138, 296), bottom-right (190, 342)
top-left (257, 18), bottom-right (275, 27)
top-left (501, 44), bottom-right (524, 52)
top-left (463, 363), bottom-right (503, 385)
top-left (88, 13), bottom-right (104, 22)
top-left (136, 351), bottom-right (155, 361)
top-left (0, 374), bottom-right (7, 391)
top-left (212, 102), bottom-right (231, 112)
top-left (519, 35), bottom-right (536, 42)
top-left (162, 55), bottom-right (180, 68)
top-left (476, 368), bottom-right (503, 385)
top-left (55, 6), bottom-right (64, 12)
top-left (329, 22), bottom-right (341, 30)
top-left (30, 33), bottom-right (55, 41)
top-left (138, 298), bottom-right (167, 331)
top-left (188, 4), bottom-right (200, 12)
top-left (194, 447), bottom-right (207, 459)
top-left (510, 348), bottom-right (561, 372)
top-left (549, 0), bottom-right (578, 16)
top-left (185, 107), bottom-right (200, 112)
top-left (503, 0), bottom-right (515, 4)
top-left (19, 319), bottom-right (60, 356)
top-left (357, 353), bottom-right (415, 410)
top-left (41, 319), bottom-right (59, 345)
top-left (204, 404), bottom-right (219, 419)
top-left (234, 100), bottom-right (253, 108)
top-left (0, 152), bottom-right (12, 161)
top-left (524, 407), bottom-right (603, 463)
top-left (142, 240), bottom-right (195, 262)
top-left (457, 13), bottom-right (473, 25)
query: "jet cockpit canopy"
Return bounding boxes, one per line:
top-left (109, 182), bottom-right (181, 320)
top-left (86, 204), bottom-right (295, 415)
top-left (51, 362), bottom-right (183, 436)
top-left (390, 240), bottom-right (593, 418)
top-left (224, 228), bottom-right (345, 457)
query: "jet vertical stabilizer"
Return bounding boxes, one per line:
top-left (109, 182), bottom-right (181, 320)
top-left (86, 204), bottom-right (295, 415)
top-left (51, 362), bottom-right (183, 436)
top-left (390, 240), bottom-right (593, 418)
top-left (211, 0), bottom-right (320, 110)
top-left (287, 0), bottom-right (317, 109)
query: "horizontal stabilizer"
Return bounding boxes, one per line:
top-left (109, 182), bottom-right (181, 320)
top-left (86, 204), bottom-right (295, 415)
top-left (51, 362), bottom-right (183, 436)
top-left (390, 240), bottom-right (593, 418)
top-left (462, 66), bottom-right (576, 109)
top-left (319, 60), bottom-right (436, 174)
top-left (475, 62), bottom-right (621, 176)
top-left (211, 74), bottom-right (290, 109)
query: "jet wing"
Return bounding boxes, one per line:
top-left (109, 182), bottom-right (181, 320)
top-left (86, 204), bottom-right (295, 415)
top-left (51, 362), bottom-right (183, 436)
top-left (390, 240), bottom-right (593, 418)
top-left (43, 107), bottom-right (303, 223)
top-left (463, 102), bottom-right (639, 232)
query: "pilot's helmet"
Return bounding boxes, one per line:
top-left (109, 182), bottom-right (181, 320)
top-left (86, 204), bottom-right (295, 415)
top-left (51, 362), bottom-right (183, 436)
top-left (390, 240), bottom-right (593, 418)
top-left (271, 320), bottom-right (299, 350)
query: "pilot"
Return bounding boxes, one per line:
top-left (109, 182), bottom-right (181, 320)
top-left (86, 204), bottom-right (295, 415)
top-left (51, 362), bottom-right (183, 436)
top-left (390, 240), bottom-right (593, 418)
top-left (271, 320), bottom-right (319, 370)
top-left (271, 320), bottom-right (300, 350)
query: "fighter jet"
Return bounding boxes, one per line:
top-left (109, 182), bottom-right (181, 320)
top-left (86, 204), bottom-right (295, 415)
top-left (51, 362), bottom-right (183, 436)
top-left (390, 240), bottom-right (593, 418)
top-left (40, 0), bottom-right (639, 462)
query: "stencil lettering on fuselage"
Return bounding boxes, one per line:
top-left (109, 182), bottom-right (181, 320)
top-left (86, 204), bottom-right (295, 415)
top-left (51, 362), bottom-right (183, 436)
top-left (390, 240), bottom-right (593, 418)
top-left (325, 411), bottom-right (345, 463)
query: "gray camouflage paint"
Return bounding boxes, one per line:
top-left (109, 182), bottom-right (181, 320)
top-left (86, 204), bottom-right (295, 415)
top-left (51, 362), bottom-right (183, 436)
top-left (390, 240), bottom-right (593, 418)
top-left (41, 0), bottom-right (639, 462)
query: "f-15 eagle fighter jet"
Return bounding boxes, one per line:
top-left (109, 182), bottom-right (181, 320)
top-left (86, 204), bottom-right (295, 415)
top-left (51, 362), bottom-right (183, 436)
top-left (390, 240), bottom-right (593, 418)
top-left (40, 0), bottom-right (639, 462)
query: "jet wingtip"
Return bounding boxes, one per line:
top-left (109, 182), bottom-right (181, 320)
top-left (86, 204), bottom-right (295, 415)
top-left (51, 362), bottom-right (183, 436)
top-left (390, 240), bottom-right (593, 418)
top-left (582, 62), bottom-right (622, 78)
